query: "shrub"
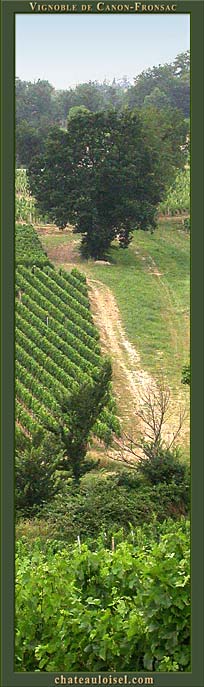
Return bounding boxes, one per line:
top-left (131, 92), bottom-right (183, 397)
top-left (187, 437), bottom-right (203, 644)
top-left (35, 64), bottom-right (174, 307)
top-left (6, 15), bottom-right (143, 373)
top-left (15, 437), bottom-right (63, 516)
top-left (42, 479), bottom-right (154, 543)
top-left (38, 468), bottom-right (189, 545)
top-left (137, 443), bottom-right (190, 486)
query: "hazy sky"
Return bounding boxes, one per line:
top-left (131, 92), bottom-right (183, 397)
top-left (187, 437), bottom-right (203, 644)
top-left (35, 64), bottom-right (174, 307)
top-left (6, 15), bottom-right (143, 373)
top-left (16, 14), bottom-right (190, 89)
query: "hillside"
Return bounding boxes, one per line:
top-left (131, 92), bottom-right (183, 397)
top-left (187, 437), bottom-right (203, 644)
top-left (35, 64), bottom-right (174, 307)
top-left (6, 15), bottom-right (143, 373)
top-left (37, 219), bottom-right (190, 456)
top-left (14, 37), bottom-right (191, 675)
top-left (15, 224), bottom-right (119, 446)
top-left (15, 224), bottom-right (190, 670)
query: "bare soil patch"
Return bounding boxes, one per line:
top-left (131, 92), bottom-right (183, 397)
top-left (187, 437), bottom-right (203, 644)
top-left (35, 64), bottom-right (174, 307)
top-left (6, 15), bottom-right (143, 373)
top-left (42, 241), bottom-right (80, 265)
top-left (35, 223), bottom-right (73, 235)
top-left (157, 213), bottom-right (189, 222)
top-left (36, 224), bottom-right (81, 264)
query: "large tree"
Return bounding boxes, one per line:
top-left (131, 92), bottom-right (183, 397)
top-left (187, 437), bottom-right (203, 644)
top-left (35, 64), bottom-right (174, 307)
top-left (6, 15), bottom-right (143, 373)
top-left (28, 108), bottom-right (187, 259)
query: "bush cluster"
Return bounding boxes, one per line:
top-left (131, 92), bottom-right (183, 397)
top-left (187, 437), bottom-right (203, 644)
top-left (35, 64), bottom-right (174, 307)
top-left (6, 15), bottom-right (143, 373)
top-left (16, 447), bottom-right (190, 544)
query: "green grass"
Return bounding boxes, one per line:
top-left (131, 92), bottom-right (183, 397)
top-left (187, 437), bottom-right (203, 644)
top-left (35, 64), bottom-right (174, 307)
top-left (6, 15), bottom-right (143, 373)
top-left (40, 221), bottom-right (190, 393)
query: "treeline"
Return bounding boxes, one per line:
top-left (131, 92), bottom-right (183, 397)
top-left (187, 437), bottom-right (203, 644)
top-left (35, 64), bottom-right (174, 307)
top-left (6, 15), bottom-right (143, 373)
top-left (16, 50), bottom-right (190, 166)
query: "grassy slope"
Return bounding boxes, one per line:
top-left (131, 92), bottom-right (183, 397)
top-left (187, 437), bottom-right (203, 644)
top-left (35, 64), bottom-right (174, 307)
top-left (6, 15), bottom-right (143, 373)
top-left (40, 220), bottom-right (190, 394)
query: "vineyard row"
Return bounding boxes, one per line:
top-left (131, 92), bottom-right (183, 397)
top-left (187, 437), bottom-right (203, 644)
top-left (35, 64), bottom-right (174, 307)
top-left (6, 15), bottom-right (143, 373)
top-left (16, 308), bottom-right (99, 378)
top-left (16, 270), bottom-right (99, 341)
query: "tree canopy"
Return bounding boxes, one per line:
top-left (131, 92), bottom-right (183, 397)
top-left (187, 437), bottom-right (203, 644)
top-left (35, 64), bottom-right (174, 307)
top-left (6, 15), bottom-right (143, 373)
top-left (28, 107), bottom-right (187, 259)
top-left (16, 51), bottom-right (190, 168)
top-left (127, 51), bottom-right (190, 117)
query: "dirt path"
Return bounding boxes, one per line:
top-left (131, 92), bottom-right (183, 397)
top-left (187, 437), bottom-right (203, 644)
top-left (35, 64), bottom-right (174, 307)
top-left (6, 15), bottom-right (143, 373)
top-left (87, 279), bottom-right (189, 450)
top-left (36, 224), bottom-right (189, 454)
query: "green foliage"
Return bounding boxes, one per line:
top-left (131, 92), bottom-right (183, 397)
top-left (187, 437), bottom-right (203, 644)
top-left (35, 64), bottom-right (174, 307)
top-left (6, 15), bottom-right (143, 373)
top-left (28, 109), bottom-right (182, 258)
top-left (15, 77), bottom-right (129, 143)
top-left (141, 106), bottom-right (188, 196)
top-left (15, 518), bottom-right (190, 672)
top-left (143, 86), bottom-right (170, 111)
top-left (30, 465), bottom-right (190, 544)
top-left (42, 480), bottom-right (152, 542)
top-left (71, 267), bottom-right (87, 283)
top-left (15, 228), bottom-right (119, 451)
top-left (127, 51), bottom-right (190, 117)
top-left (137, 519), bottom-right (190, 672)
top-left (16, 168), bottom-right (28, 195)
top-left (137, 443), bottom-right (189, 486)
top-left (16, 170), bottom-right (49, 224)
top-left (159, 167), bottom-right (190, 216)
top-left (67, 105), bottom-right (90, 123)
top-left (16, 52), bottom-right (189, 144)
top-left (46, 358), bottom-right (113, 480)
top-left (15, 436), bottom-right (62, 516)
top-left (16, 78), bottom-right (56, 129)
top-left (15, 223), bottom-right (50, 267)
top-left (16, 121), bottom-right (44, 168)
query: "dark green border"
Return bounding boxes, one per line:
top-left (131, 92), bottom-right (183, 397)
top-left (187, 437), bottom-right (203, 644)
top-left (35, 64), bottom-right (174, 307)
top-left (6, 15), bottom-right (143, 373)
top-left (1, 1), bottom-right (203, 685)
